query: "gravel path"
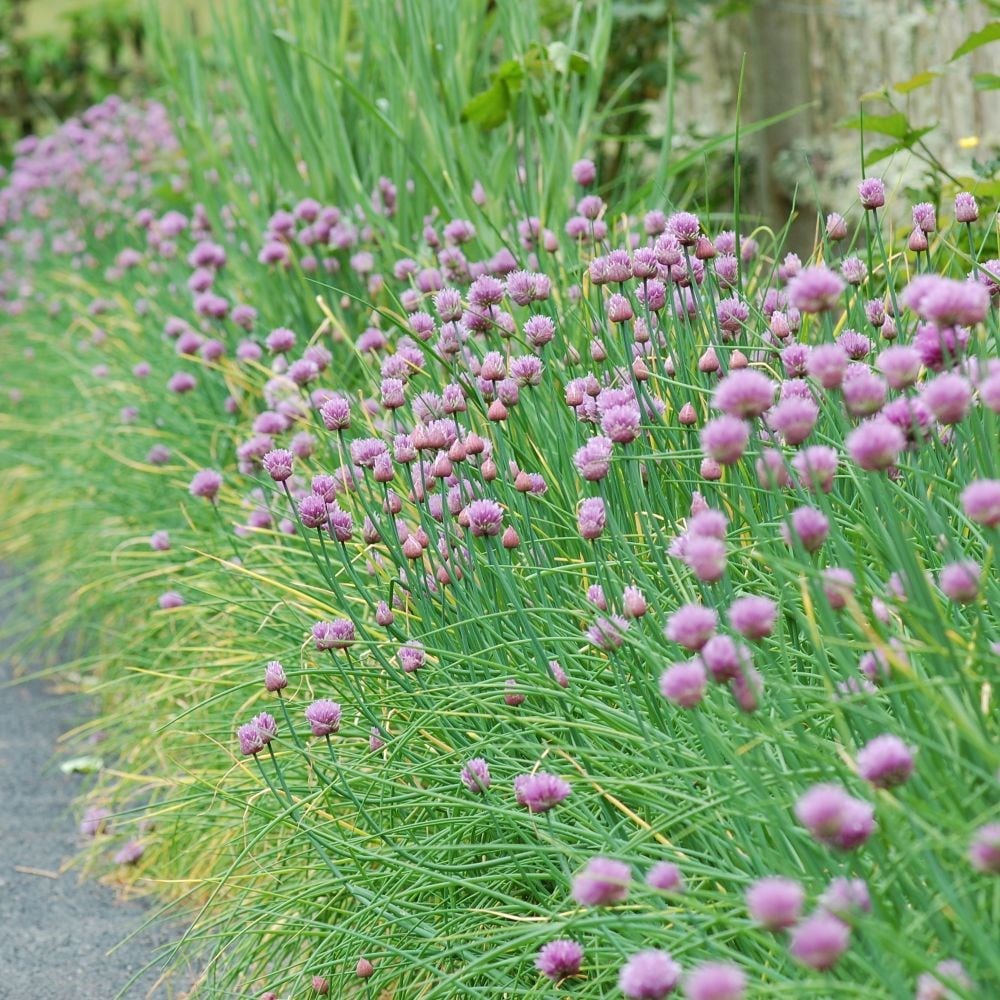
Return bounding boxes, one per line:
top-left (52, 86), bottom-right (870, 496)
top-left (0, 586), bottom-right (186, 999)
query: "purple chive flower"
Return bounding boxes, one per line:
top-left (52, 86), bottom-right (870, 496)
top-left (237, 712), bottom-right (277, 756)
top-left (460, 758), bottom-right (491, 793)
top-left (574, 435), bottom-right (614, 481)
top-left (822, 568), bottom-right (856, 610)
top-left (320, 396), bottom-right (351, 430)
top-left (903, 275), bottom-right (989, 327)
top-left (266, 327), bottom-right (296, 353)
top-left (304, 699), bottom-right (342, 737)
top-left (549, 659), bottom-right (570, 687)
top-left (961, 479), bottom-right (1000, 527)
top-left (790, 912), bottom-right (851, 970)
top-left (114, 840), bottom-right (145, 865)
top-left (912, 202), bottom-right (936, 232)
top-left (80, 807), bottom-right (111, 837)
top-left (939, 560), bottom-right (980, 603)
top-left (954, 192), bottom-right (979, 223)
top-left (665, 603), bottom-right (718, 650)
top-left (398, 643), bottom-right (426, 673)
top-left (646, 861), bottom-right (684, 892)
top-left (150, 530), bottom-right (170, 551)
top-left (618, 949), bottom-right (682, 999)
top-left (298, 494), bottom-right (328, 529)
top-left (819, 877), bottom-right (871, 919)
top-left (466, 499), bottom-right (504, 537)
top-left (858, 177), bottom-right (886, 210)
top-left (689, 509), bottom-right (728, 539)
top-left (682, 535), bottom-right (727, 583)
top-left (795, 783), bottom-right (875, 850)
top-left (746, 876), bottom-right (804, 930)
top-left (768, 396), bottom-right (818, 446)
top-left (158, 591), bottom-right (185, 609)
top-left (916, 960), bottom-right (975, 1000)
top-left (838, 329), bottom-right (872, 360)
top-left (659, 660), bottom-right (708, 708)
top-left (857, 733), bottom-right (914, 788)
top-left (701, 416), bottom-right (750, 465)
top-left (807, 343), bottom-right (849, 388)
top-left (728, 595), bottom-right (777, 640)
top-left (826, 213), bottom-right (848, 240)
top-left (969, 822), bottom-right (1000, 872)
top-left (312, 619), bottom-right (356, 650)
top-left (578, 496), bottom-right (607, 540)
top-left (572, 856), bottom-right (631, 906)
top-left (262, 448), bottom-right (294, 482)
top-left (788, 266), bottom-right (845, 313)
top-left (587, 614), bottom-right (629, 650)
top-left (785, 506), bottom-right (829, 553)
top-left (601, 403), bottom-right (641, 444)
top-left (713, 370), bottom-right (775, 419)
top-left (536, 939), bottom-right (584, 982)
top-left (792, 446), bottom-right (838, 494)
top-left (572, 159), bottom-right (597, 185)
top-left (264, 660), bottom-right (288, 692)
top-left (876, 345), bottom-right (922, 389)
top-left (701, 635), bottom-right (748, 683)
top-left (167, 372), bottom-right (197, 394)
top-left (683, 962), bottom-right (746, 1000)
top-left (513, 771), bottom-right (571, 813)
top-left (841, 256), bottom-right (868, 285)
top-left (846, 419), bottom-right (905, 472)
top-left (921, 372), bottom-right (972, 424)
top-left (841, 369), bottom-right (886, 417)
top-left (189, 469), bottom-right (222, 501)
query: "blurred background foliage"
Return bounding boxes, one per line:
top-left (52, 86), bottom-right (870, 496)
top-left (2, 0), bottom-right (998, 235)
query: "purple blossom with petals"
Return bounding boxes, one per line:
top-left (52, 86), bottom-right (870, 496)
top-left (857, 733), bottom-right (914, 788)
top-left (460, 758), bottom-right (491, 793)
top-left (788, 266), bottom-right (845, 313)
top-left (646, 862), bottom-right (684, 892)
top-left (665, 604), bottom-right (718, 650)
top-left (513, 771), bottom-right (571, 813)
top-left (659, 660), bottom-right (708, 708)
top-left (618, 949), bottom-right (682, 999)
top-left (746, 876), bottom-right (804, 929)
top-left (189, 469), bottom-right (222, 501)
top-left (795, 783), bottom-right (875, 850)
top-left (312, 619), bottom-right (356, 650)
top-left (536, 939), bottom-right (584, 982)
top-left (961, 479), bottom-right (1000, 527)
top-left (304, 700), bottom-right (341, 736)
top-left (683, 963), bottom-right (746, 1000)
top-left (969, 822), bottom-right (1000, 872)
top-left (571, 856), bottom-right (631, 906)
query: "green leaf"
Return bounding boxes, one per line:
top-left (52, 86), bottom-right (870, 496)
top-left (893, 70), bottom-right (939, 94)
top-left (863, 126), bottom-right (935, 166)
top-left (460, 79), bottom-right (510, 130)
top-left (496, 58), bottom-right (525, 83)
top-left (951, 21), bottom-right (1000, 60)
top-left (841, 111), bottom-right (912, 139)
top-left (973, 72), bottom-right (1000, 90)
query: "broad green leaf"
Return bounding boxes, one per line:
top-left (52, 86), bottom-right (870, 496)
top-left (863, 127), bottom-right (935, 166)
top-left (460, 79), bottom-right (510, 130)
top-left (841, 112), bottom-right (912, 138)
top-left (973, 72), bottom-right (1000, 90)
top-left (893, 70), bottom-right (939, 93)
top-left (951, 21), bottom-right (1000, 60)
